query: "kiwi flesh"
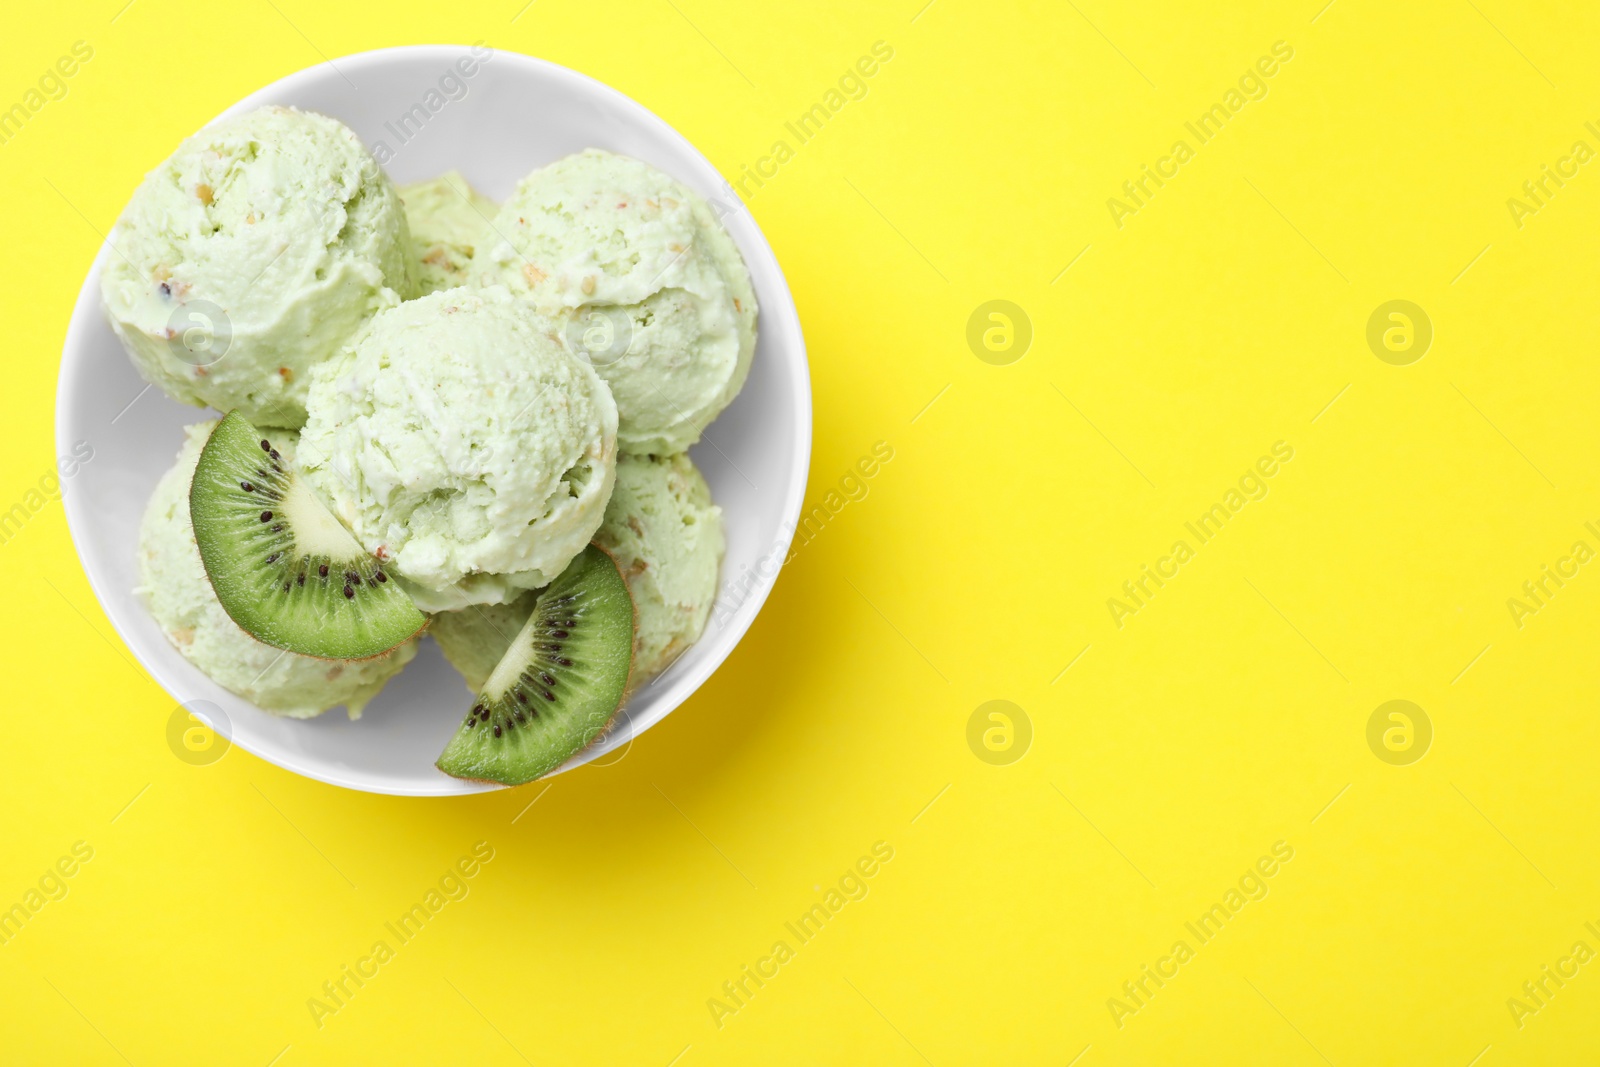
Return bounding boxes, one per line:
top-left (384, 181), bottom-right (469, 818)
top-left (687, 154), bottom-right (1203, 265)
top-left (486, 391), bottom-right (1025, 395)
top-left (189, 410), bottom-right (427, 659)
top-left (436, 545), bottom-right (634, 786)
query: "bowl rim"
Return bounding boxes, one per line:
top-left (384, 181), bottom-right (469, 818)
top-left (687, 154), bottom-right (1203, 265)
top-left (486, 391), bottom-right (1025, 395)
top-left (56, 44), bottom-right (812, 795)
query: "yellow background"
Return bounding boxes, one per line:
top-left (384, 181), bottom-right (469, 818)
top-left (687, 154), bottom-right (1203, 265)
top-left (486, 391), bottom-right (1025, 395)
top-left (5, 0), bottom-right (1599, 1062)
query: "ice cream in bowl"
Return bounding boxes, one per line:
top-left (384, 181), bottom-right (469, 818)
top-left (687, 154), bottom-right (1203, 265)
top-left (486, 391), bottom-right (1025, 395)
top-left (57, 47), bottom-right (810, 794)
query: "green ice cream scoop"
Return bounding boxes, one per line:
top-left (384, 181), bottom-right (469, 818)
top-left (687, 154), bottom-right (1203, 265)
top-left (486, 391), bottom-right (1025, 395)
top-left (299, 286), bottom-right (618, 613)
top-left (101, 106), bottom-right (418, 428)
top-left (489, 150), bottom-right (757, 455)
top-left (593, 452), bottom-right (725, 680)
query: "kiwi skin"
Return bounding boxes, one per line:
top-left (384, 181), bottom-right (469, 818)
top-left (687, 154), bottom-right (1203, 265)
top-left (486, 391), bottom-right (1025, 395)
top-left (189, 410), bottom-right (428, 661)
top-left (436, 545), bottom-right (635, 786)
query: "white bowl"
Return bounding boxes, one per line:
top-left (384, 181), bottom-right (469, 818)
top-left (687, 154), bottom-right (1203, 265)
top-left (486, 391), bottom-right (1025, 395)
top-left (56, 46), bottom-right (811, 795)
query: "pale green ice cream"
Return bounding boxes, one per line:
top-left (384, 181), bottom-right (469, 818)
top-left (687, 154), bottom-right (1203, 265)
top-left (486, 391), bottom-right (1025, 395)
top-left (299, 286), bottom-right (618, 613)
top-left (432, 452), bottom-right (724, 691)
top-left (399, 171), bottom-right (498, 296)
top-left (101, 106), bottom-right (418, 428)
top-left (137, 422), bottom-right (417, 718)
top-left (489, 150), bottom-right (757, 455)
top-left (595, 452), bottom-right (725, 679)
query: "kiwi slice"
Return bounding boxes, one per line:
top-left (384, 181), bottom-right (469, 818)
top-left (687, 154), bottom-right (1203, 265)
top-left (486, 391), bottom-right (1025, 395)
top-left (436, 546), bottom-right (635, 786)
top-left (189, 410), bottom-right (426, 659)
